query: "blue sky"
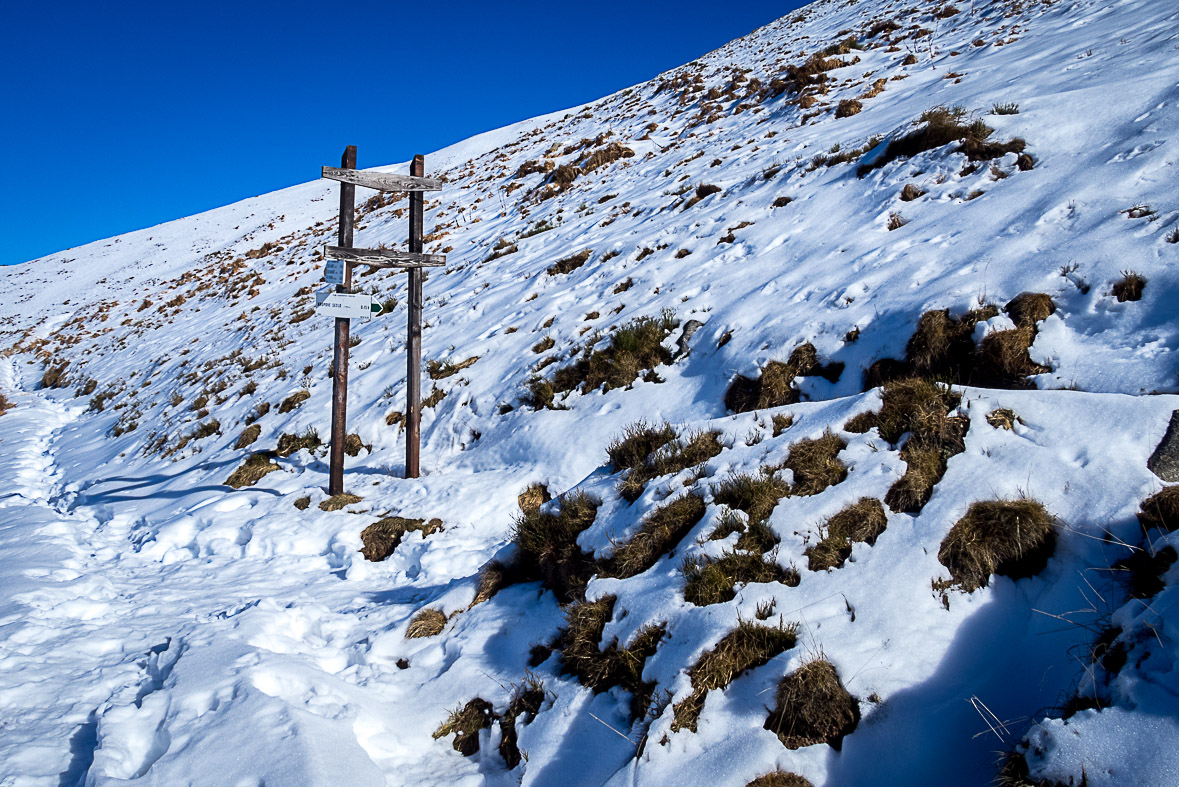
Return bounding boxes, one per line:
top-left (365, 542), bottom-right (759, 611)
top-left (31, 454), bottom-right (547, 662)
top-left (0, 0), bottom-right (805, 267)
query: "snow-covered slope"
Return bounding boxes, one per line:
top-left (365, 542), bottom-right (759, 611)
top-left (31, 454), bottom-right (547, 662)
top-left (2, 0), bottom-right (1179, 784)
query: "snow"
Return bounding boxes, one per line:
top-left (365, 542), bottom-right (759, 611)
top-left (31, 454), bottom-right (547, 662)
top-left (2, 0), bottom-right (1179, 784)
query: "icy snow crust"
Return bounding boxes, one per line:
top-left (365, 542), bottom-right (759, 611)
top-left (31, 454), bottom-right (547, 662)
top-left (1, 0), bottom-right (1178, 784)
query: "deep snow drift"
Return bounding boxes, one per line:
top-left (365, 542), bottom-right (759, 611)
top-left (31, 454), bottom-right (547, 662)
top-left (2, 0), bottom-right (1179, 785)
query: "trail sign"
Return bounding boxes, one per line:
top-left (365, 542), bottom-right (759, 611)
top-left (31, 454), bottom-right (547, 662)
top-left (321, 167), bottom-right (442, 192)
top-left (315, 290), bottom-right (381, 320)
top-left (323, 245), bottom-right (445, 269)
top-left (324, 259), bottom-right (346, 285)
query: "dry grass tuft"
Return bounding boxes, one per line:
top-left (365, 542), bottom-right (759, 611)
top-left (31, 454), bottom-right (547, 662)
top-left (937, 500), bottom-right (1056, 592)
top-left (835, 99), bottom-right (862, 118)
top-left (547, 249), bottom-right (594, 276)
top-left (746, 772), bottom-right (814, 787)
top-left (40, 363), bottom-right (69, 390)
top-left (276, 427), bottom-right (321, 457)
top-left (1005, 292), bottom-right (1056, 328)
top-left (517, 482), bottom-right (551, 514)
top-left (772, 413), bottom-right (795, 437)
top-left (726, 343), bottom-right (841, 413)
top-left (342, 433), bottom-right (369, 457)
top-left (234, 424), bottom-right (261, 450)
top-left (294, 496), bottom-right (310, 510)
top-left (512, 492), bottom-right (600, 602)
top-left (1137, 486), bottom-right (1179, 532)
top-left (683, 551), bottom-right (798, 606)
top-left (498, 675), bottom-right (548, 768)
top-left (608, 421), bottom-right (676, 473)
top-left (672, 620), bottom-right (798, 732)
top-left (360, 516), bottom-right (444, 562)
top-left (906, 306), bottom-right (998, 380)
top-left (278, 389), bottom-right (310, 413)
top-left (406, 608), bottom-right (447, 639)
top-left (784, 431), bottom-right (847, 496)
top-left (859, 106), bottom-right (1024, 176)
top-left (427, 356), bottom-right (479, 380)
top-left (986, 408), bottom-right (1018, 430)
top-left (973, 327), bottom-right (1049, 388)
top-left (806, 498), bottom-right (887, 571)
top-left (319, 493), bottom-right (363, 511)
top-left (433, 698), bottom-right (495, 756)
top-left (1111, 271), bottom-right (1146, 302)
top-left (764, 658), bottom-right (859, 749)
top-left (602, 494), bottom-right (707, 579)
top-left (612, 424), bottom-right (723, 501)
top-left (713, 469), bottom-right (790, 525)
top-left (225, 453), bottom-right (280, 489)
top-left (559, 596), bottom-right (665, 721)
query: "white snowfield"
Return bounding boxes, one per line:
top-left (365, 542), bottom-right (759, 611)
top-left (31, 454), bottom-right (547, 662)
top-left (2, 0), bottom-right (1179, 784)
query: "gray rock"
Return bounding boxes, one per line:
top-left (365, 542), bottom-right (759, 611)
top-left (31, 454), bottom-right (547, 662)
top-left (1148, 410), bottom-right (1179, 482)
top-left (675, 320), bottom-right (705, 359)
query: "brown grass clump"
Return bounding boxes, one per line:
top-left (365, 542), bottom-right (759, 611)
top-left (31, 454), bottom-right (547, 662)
top-left (1111, 271), bottom-right (1146, 302)
top-left (234, 424), bottom-right (261, 449)
top-left (807, 498), bottom-right (888, 571)
top-left (608, 421), bottom-right (676, 473)
top-left (784, 432), bottom-right (847, 496)
top-left (682, 183), bottom-right (722, 210)
top-left (512, 492), bottom-right (600, 602)
top-left (319, 493), bottom-right (363, 511)
top-left (559, 596), bottom-right (665, 721)
top-left (683, 551), bottom-right (798, 606)
top-left (603, 494), bottom-right (707, 579)
top-left (498, 675), bottom-right (548, 768)
top-left (278, 389), bottom-right (310, 413)
top-left (541, 311), bottom-right (678, 402)
top-left (485, 238), bottom-right (518, 262)
top-left (746, 772), bottom-right (814, 787)
top-left (433, 698), bottom-right (494, 756)
top-left (858, 106), bottom-right (1025, 177)
top-left (900, 183), bottom-right (925, 201)
top-left (973, 327), bottom-right (1049, 388)
top-left (726, 343), bottom-right (842, 413)
top-left (518, 482), bottom-right (551, 514)
top-left (1137, 486), bottom-right (1179, 532)
top-left (225, 452), bottom-right (280, 489)
top-left (764, 658), bottom-right (859, 749)
top-left (276, 427), bottom-right (321, 457)
top-left (360, 516), bottom-right (444, 561)
top-left (772, 414), bottom-right (795, 437)
top-left (40, 362), bottom-right (69, 390)
top-left (835, 99), bottom-right (862, 118)
top-left (905, 306), bottom-right (998, 380)
top-left (294, 496), bottom-right (311, 510)
top-left (672, 620), bottom-right (798, 732)
top-left (937, 500), bottom-right (1057, 592)
top-left (406, 608), bottom-right (447, 639)
top-left (426, 356), bottom-right (478, 380)
top-left (1005, 292), bottom-right (1056, 328)
top-left (0, 392), bottom-right (12, 417)
top-left (713, 469), bottom-right (790, 525)
top-left (613, 424), bottom-right (723, 501)
top-left (986, 408), bottom-right (1018, 429)
top-left (547, 249), bottom-right (593, 276)
top-left (342, 433), bottom-right (369, 457)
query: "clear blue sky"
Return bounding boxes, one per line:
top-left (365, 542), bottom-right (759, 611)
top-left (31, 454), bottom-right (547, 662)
top-left (0, 0), bottom-right (804, 267)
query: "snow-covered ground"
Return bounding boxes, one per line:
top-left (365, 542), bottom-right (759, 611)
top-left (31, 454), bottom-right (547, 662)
top-left (2, 0), bottom-right (1179, 784)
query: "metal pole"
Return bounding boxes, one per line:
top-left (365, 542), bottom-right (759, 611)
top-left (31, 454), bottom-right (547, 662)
top-left (329, 145), bottom-right (357, 496)
top-left (406, 154), bottom-right (425, 478)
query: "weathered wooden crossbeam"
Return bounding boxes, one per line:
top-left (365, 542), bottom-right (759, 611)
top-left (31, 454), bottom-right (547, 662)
top-left (321, 166), bottom-right (442, 192)
top-left (322, 245), bottom-right (445, 268)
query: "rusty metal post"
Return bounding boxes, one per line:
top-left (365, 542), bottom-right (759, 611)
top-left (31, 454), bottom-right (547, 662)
top-left (328, 144), bottom-right (357, 496)
top-left (406, 154), bottom-right (425, 478)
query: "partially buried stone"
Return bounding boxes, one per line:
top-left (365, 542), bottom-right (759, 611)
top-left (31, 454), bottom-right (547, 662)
top-left (1148, 410), bottom-right (1179, 482)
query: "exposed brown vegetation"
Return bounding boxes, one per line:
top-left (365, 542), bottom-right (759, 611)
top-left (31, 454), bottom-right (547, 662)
top-left (784, 432), bottom-right (847, 496)
top-left (276, 428), bottom-right (321, 457)
top-left (764, 658), bottom-right (859, 749)
top-left (406, 608), bottom-right (447, 639)
top-left (1111, 271), bottom-right (1146, 302)
top-left (746, 772), bottom-right (814, 787)
top-left (1137, 486), bottom-right (1179, 532)
top-left (427, 356), bottom-right (479, 380)
top-left (672, 620), bottom-right (798, 732)
top-left (512, 491), bottom-right (600, 602)
top-left (278, 389), bottom-right (310, 413)
top-left (807, 498), bottom-right (888, 571)
top-left (858, 106), bottom-right (1026, 176)
top-left (603, 494), bottom-right (707, 579)
top-left (726, 343), bottom-right (843, 413)
top-left (225, 452), bottom-right (280, 489)
top-left (319, 493), bottom-right (363, 511)
top-left (234, 424), bottom-right (261, 449)
top-left (517, 482), bottom-right (551, 515)
top-left (360, 516), bottom-right (444, 562)
top-left (683, 551), bottom-right (798, 606)
top-left (433, 698), bottom-right (495, 756)
top-left (611, 423), bottom-right (723, 501)
top-left (547, 249), bottom-right (593, 276)
top-left (938, 500), bottom-right (1056, 592)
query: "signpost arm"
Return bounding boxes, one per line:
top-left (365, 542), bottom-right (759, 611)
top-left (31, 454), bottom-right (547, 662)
top-left (406, 154), bottom-right (425, 478)
top-left (329, 145), bottom-right (357, 496)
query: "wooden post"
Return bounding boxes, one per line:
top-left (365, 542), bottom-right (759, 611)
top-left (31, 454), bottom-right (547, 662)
top-left (328, 145), bottom-right (357, 496)
top-left (406, 154), bottom-right (425, 478)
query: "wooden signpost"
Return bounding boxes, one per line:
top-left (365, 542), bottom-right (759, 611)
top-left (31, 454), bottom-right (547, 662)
top-left (319, 148), bottom-right (445, 493)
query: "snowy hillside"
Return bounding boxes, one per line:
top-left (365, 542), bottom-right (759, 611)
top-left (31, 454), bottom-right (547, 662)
top-left (2, 0), bottom-right (1179, 784)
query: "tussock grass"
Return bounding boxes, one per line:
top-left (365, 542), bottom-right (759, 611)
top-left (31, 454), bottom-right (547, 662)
top-left (511, 491), bottom-right (600, 602)
top-left (278, 389), bottom-right (310, 413)
top-left (225, 452), bottom-right (280, 489)
top-left (784, 431), bottom-right (847, 496)
top-left (726, 343), bottom-right (842, 413)
top-left (937, 500), bottom-right (1056, 592)
top-left (671, 620), bottom-right (798, 732)
top-left (746, 772), bottom-right (814, 787)
top-left (1005, 292), bottom-right (1056, 328)
top-left (234, 424), bottom-right (261, 449)
top-left (1138, 486), bottom-right (1179, 532)
top-left (360, 516), bottom-right (444, 562)
top-left (406, 608), bottom-right (447, 639)
top-left (547, 249), bottom-right (593, 276)
top-left (433, 698), bottom-right (494, 756)
top-left (713, 469), bottom-right (790, 525)
top-left (1111, 271), bottom-right (1146, 302)
top-left (602, 493), bottom-right (706, 579)
top-left (517, 482), bottom-right (551, 514)
top-left (973, 327), bottom-right (1049, 388)
top-left (608, 421), bottom-right (676, 473)
top-left (986, 408), bottom-right (1018, 430)
top-left (906, 306), bottom-right (998, 380)
top-left (534, 312), bottom-right (678, 406)
top-left (276, 427), bottom-right (321, 457)
top-left (612, 422), bottom-right (723, 501)
top-left (427, 356), bottom-right (478, 380)
top-left (498, 675), bottom-right (548, 768)
top-left (807, 498), bottom-right (887, 571)
top-left (683, 551), bottom-right (798, 606)
top-left (764, 658), bottom-right (860, 749)
top-left (858, 106), bottom-right (1025, 177)
top-left (559, 596), bottom-right (665, 721)
top-left (319, 493), bottom-right (363, 511)
top-left (40, 362), bottom-right (69, 390)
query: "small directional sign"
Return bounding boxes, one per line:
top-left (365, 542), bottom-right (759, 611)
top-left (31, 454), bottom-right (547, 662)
top-left (315, 290), bottom-right (382, 320)
top-left (323, 245), bottom-right (445, 269)
top-left (324, 259), bottom-right (346, 285)
top-left (322, 167), bottom-right (442, 192)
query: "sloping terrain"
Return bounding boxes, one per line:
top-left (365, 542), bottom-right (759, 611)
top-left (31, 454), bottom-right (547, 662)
top-left (2, 0), bottom-right (1179, 784)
